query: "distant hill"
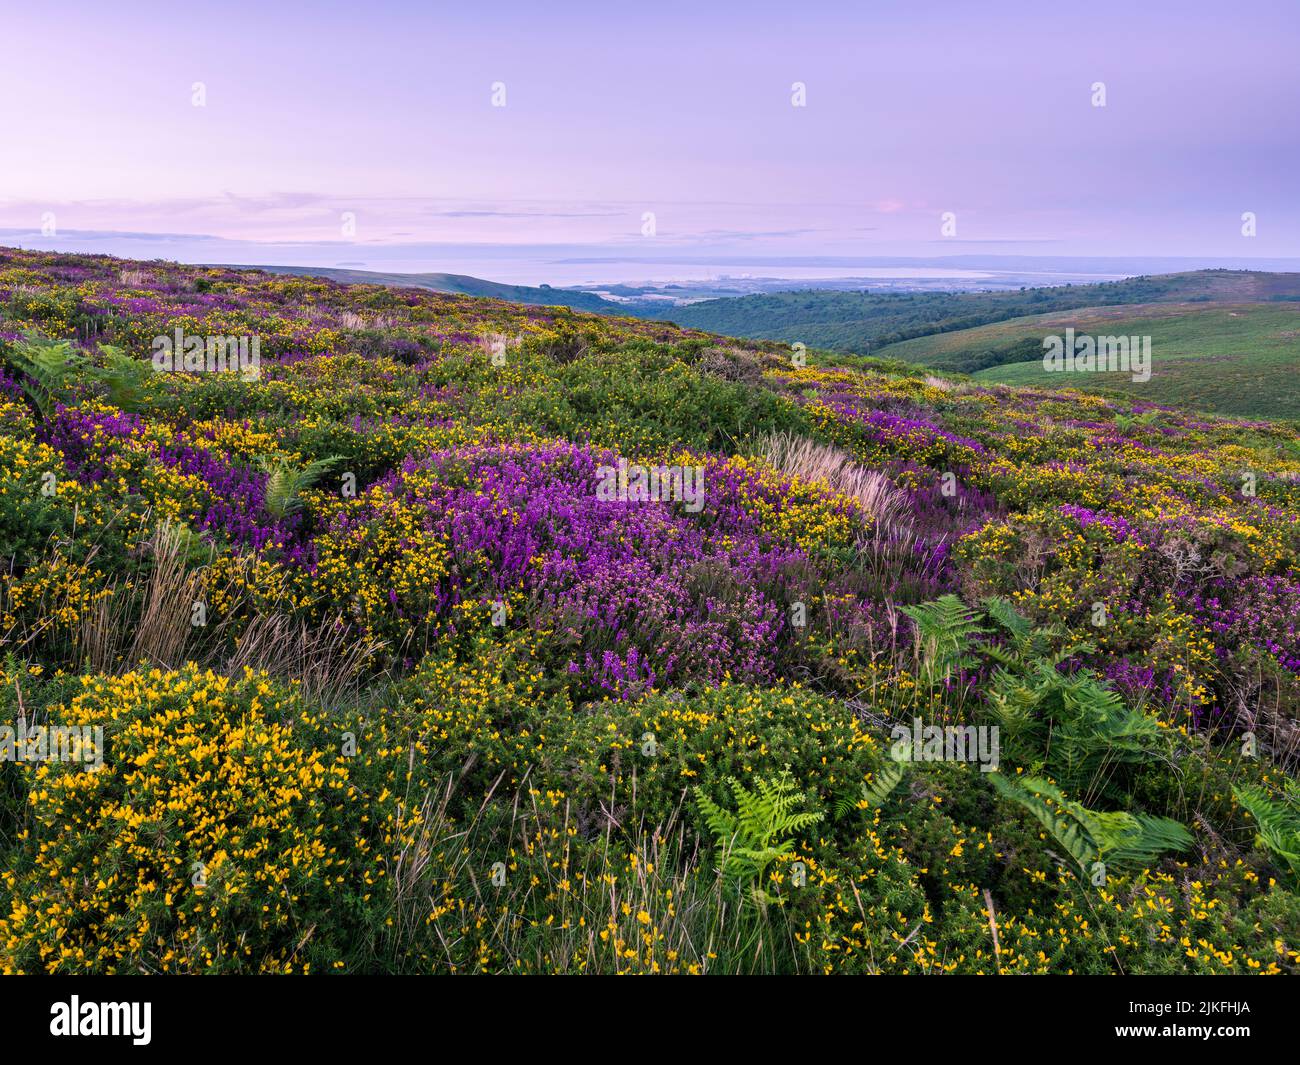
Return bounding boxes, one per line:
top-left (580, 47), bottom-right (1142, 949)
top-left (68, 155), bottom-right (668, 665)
top-left (210, 263), bottom-right (1300, 419)
top-left (216, 263), bottom-right (624, 314)
top-left (944, 302), bottom-right (1300, 421)
top-left (664, 270), bottom-right (1300, 354)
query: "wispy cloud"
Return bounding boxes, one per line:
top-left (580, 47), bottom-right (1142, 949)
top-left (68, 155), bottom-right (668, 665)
top-left (2, 0), bottom-right (1296, 260)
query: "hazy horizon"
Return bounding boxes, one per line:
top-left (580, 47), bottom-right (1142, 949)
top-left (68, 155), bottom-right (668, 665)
top-left (4, 230), bottom-right (1298, 290)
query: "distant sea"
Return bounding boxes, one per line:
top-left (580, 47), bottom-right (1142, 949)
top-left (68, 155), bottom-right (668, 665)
top-left (4, 230), bottom-right (1299, 293)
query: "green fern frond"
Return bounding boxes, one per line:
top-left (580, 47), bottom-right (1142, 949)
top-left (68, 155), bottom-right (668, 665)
top-left (694, 770), bottom-right (823, 903)
top-left (984, 652), bottom-right (1158, 789)
top-left (991, 773), bottom-right (1099, 871)
top-left (837, 759), bottom-right (906, 818)
top-left (982, 596), bottom-right (1032, 639)
top-left (1102, 813), bottom-right (1196, 867)
top-left (896, 594), bottom-right (1163, 790)
top-left (992, 773), bottom-right (1192, 877)
top-left (694, 790), bottom-right (738, 841)
top-left (91, 344), bottom-right (152, 412)
top-left (863, 758), bottom-right (906, 807)
top-left (258, 455), bottom-right (342, 519)
top-left (2, 334), bottom-right (85, 420)
top-left (900, 594), bottom-right (987, 684)
top-left (1234, 784), bottom-right (1300, 881)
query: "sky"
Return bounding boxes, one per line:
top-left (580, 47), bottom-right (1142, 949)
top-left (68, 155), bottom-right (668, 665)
top-left (2, 0), bottom-right (1297, 283)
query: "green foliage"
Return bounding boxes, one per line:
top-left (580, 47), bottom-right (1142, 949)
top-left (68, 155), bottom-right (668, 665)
top-left (986, 659), bottom-right (1160, 790)
top-left (0, 460), bottom-right (66, 568)
top-left (1114, 409), bottom-right (1163, 432)
top-left (981, 595), bottom-right (1096, 670)
top-left (257, 455), bottom-right (341, 518)
top-left (903, 595), bottom-right (1163, 792)
top-left (89, 344), bottom-right (152, 412)
top-left (694, 771), bottom-right (823, 904)
top-left (1, 336), bottom-right (152, 418)
top-left (981, 595), bottom-right (1035, 640)
top-left (900, 594), bottom-right (987, 684)
top-left (981, 599), bottom-right (1160, 789)
top-left (1234, 782), bottom-right (1300, 882)
top-left (835, 757), bottom-right (906, 818)
top-left (495, 344), bottom-right (812, 456)
top-left (991, 773), bottom-right (1193, 876)
top-left (1, 334), bottom-right (84, 420)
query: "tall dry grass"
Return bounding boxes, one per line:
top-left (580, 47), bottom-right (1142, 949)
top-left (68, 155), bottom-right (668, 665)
top-left (758, 431), bottom-right (911, 535)
top-left (73, 521), bottom-right (386, 699)
top-left (76, 522), bottom-right (209, 670)
top-left (372, 769), bottom-right (818, 974)
top-left (225, 613), bottom-right (384, 704)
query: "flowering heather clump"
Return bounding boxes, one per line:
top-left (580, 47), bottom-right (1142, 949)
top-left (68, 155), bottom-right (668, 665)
top-left (1, 247), bottom-right (1299, 975)
top-left (1193, 575), bottom-right (1300, 674)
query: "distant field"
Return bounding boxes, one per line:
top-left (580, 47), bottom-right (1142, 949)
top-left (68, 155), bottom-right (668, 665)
top-left (665, 270), bottom-right (1300, 353)
top-left (873, 302), bottom-right (1300, 420)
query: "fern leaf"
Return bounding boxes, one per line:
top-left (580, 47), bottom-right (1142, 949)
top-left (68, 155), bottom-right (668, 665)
top-left (258, 455), bottom-right (341, 518)
top-left (982, 596), bottom-right (1032, 639)
top-left (694, 771), bottom-right (823, 902)
top-left (1234, 784), bottom-right (1300, 880)
top-left (2, 334), bottom-right (84, 420)
top-left (992, 774), bottom-right (1098, 871)
top-left (1103, 814), bottom-right (1195, 867)
top-left (861, 760), bottom-right (906, 808)
top-left (901, 594), bottom-right (987, 683)
top-left (994, 773), bottom-right (1193, 875)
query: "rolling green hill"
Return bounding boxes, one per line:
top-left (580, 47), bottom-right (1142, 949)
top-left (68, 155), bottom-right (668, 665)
top-left (871, 302), bottom-right (1300, 420)
top-left (218, 263), bottom-right (623, 314)
top-left (666, 270), bottom-right (1300, 354)
top-left (213, 264), bottom-right (1300, 419)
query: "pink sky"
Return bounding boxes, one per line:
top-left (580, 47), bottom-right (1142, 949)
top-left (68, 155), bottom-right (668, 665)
top-left (2, 0), bottom-right (1297, 270)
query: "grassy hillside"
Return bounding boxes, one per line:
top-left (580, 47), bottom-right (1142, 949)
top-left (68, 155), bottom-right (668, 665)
top-left (874, 302), bottom-right (1300, 420)
top-left (2, 247), bottom-right (1300, 975)
top-left (233, 262), bottom-right (624, 314)
top-left (227, 266), bottom-right (1300, 420)
top-left (666, 270), bottom-right (1300, 353)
